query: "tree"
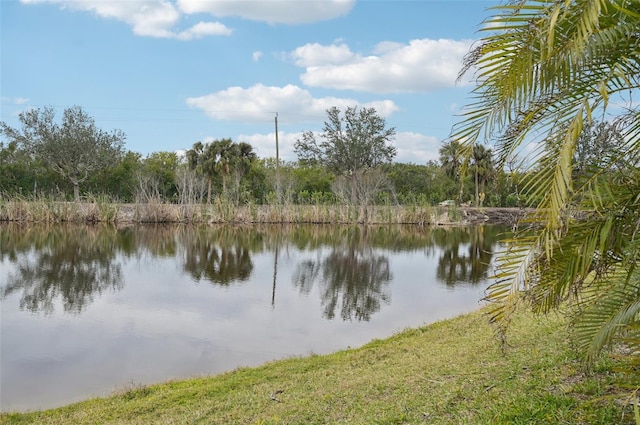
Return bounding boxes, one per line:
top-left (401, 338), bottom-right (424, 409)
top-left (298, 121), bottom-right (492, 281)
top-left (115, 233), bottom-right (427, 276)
top-left (84, 150), bottom-right (141, 202)
top-left (452, 0), bottom-right (640, 379)
top-left (210, 138), bottom-right (235, 196)
top-left (573, 120), bottom-right (629, 181)
top-left (138, 151), bottom-right (179, 201)
top-left (439, 140), bottom-right (462, 180)
top-left (186, 139), bottom-right (257, 204)
top-left (295, 106), bottom-right (396, 174)
top-left (471, 144), bottom-right (494, 206)
top-left (175, 164), bottom-right (207, 206)
top-left (0, 140), bottom-right (42, 195)
top-left (439, 139), bottom-right (465, 203)
top-left (292, 163), bottom-right (335, 199)
top-left (0, 106), bottom-right (125, 201)
top-left (229, 141), bottom-right (257, 204)
top-left (242, 158), bottom-right (272, 204)
top-left (294, 106), bottom-right (396, 205)
top-left (186, 141), bottom-right (218, 203)
top-left (383, 162), bottom-right (443, 205)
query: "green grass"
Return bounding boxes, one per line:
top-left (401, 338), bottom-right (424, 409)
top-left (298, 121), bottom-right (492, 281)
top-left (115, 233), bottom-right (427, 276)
top-left (1, 307), bottom-right (632, 424)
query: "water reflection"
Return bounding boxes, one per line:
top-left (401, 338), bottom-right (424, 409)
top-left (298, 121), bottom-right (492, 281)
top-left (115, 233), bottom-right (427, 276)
top-left (1, 225), bottom-right (123, 314)
top-left (433, 225), bottom-right (503, 285)
top-left (293, 227), bottom-right (391, 321)
top-left (0, 223), bottom-right (509, 412)
top-left (181, 227), bottom-right (256, 285)
top-left (0, 224), bottom-right (506, 318)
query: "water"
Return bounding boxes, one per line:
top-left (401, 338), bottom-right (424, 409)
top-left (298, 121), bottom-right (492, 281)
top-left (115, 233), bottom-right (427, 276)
top-left (0, 223), bottom-right (507, 412)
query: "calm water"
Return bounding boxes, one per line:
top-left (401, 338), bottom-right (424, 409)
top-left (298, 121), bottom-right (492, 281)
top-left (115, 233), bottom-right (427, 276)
top-left (0, 223), bottom-right (507, 412)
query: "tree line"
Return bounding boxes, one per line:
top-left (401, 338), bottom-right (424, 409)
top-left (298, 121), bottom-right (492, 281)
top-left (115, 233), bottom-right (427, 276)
top-left (0, 105), bottom-right (510, 206)
top-left (0, 104), bottom-right (622, 208)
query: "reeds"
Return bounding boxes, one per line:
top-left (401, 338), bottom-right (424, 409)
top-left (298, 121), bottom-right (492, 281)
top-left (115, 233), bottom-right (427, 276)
top-left (0, 196), bottom-right (465, 225)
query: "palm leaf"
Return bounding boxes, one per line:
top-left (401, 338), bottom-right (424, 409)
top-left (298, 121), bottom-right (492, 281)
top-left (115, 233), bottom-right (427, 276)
top-left (455, 1), bottom-right (640, 372)
top-left (574, 267), bottom-right (640, 366)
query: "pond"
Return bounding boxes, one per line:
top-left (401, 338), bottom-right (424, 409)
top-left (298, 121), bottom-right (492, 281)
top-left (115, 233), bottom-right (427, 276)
top-left (0, 223), bottom-right (508, 412)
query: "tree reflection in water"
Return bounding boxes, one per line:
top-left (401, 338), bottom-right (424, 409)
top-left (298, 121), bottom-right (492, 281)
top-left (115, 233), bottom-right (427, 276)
top-left (0, 223), bottom-right (508, 318)
top-left (293, 227), bottom-right (392, 321)
top-left (180, 226), bottom-right (257, 286)
top-left (0, 225), bottom-right (122, 314)
top-left (434, 225), bottom-right (505, 285)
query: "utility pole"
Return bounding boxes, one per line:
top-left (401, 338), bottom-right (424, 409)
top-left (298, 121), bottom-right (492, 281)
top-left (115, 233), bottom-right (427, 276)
top-left (274, 112), bottom-right (280, 168)
top-left (274, 112), bottom-right (282, 204)
top-left (272, 242), bottom-right (279, 309)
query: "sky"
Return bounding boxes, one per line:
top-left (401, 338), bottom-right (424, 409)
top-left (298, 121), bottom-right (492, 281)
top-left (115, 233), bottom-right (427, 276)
top-left (1, 0), bottom-right (498, 164)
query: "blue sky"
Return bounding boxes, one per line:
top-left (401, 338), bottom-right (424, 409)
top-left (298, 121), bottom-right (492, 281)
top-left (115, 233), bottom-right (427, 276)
top-left (1, 0), bottom-right (497, 164)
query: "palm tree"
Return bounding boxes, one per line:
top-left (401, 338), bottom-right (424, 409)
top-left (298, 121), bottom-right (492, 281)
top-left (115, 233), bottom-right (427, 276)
top-left (210, 138), bottom-right (235, 196)
top-left (230, 142), bottom-right (257, 204)
top-left (471, 144), bottom-right (493, 206)
top-left (439, 139), bottom-right (462, 179)
top-left (186, 141), bottom-right (217, 204)
top-left (439, 139), bottom-right (464, 202)
top-left (452, 0), bottom-right (640, 377)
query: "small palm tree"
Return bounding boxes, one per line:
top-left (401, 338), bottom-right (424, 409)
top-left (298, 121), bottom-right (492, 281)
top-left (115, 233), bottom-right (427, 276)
top-left (186, 141), bottom-right (217, 204)
top-left (210, 138), bottom-right (235, 196)
top-left (472, 144), bottom-right (493, 207)
top-left (439, 139), bottom-right (465, 202)
top-left (230, 142), bottom-right (257, 204)
top-left (452, 0), bottom-right (640, 380)
top-left (439, 139), bottom-right (462, 179)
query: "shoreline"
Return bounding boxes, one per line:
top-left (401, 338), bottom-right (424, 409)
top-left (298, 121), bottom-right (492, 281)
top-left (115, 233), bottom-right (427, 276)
top-left (0, 305), bottom-right (628, 424)
top-left (0, 201), bottom-right (532, 226)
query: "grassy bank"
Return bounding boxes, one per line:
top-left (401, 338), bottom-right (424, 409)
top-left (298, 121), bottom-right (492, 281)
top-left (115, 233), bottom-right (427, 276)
top-left (0, 198), bottom-right (528, 225)
top-left (1, 307), bottom-right (632, 425)
top-left (0, 198), bottom-right (448, 224)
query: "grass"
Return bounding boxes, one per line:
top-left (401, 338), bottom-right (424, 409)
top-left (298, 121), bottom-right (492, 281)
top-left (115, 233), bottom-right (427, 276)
top-left (0, 307), bottom-right (632, 424)
top-left (0, 198), bottom-right (530, 225)
top-left (0, 198), bottom-right (446, 225)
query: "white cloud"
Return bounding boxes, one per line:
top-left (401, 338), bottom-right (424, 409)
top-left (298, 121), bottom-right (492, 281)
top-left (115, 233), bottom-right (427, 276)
top-left (372, 41), bottom-right (404, 55)
top-left (234, 130), bottom-right (442, 164)
top-left (177, 0), bottom-right (355, 25)
top-left (20, 0), bottom-right (232, 39)
top-left (290, 43), bottom-right (353, 67)
top-left (292, 38), bottom-right (474, 93)
top-left (1, 97), bottom-right (30, 105)
top-left (252, 51), bottom-right (264, 62)
top-left (394, 132), bottom-right (441, 164)
top-left (185, 84), bottom-right (398, 123)
top-left (176, 21), bottom-right (233, 40)
top-left (21, 0), bottom-right (354, 36)
top-left (238, 132), bottom-right (302, 161)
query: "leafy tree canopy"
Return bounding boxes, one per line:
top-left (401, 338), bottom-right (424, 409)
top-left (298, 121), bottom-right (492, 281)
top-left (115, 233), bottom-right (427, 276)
top-left (186, 138), bottom-right (257, 203)
top-left (294, 106), bottom-right (397, 176)
top-left (0, 106), bottom-right (125, 200)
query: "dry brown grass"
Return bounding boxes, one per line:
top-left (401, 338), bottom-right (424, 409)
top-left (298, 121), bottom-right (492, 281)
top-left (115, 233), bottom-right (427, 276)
top-left (0, 201), bottom-right (457, 225)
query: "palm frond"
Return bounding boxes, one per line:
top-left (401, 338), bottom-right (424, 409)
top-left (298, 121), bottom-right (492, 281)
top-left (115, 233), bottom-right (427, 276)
top-left (486, 228), bottom-right (544, 333)
top-left (528, 216), bottom-right (615, 313)
top-left (456, 1), bottom-right (640, 370)
top-left (574, 266), bottom-right (640, 366)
